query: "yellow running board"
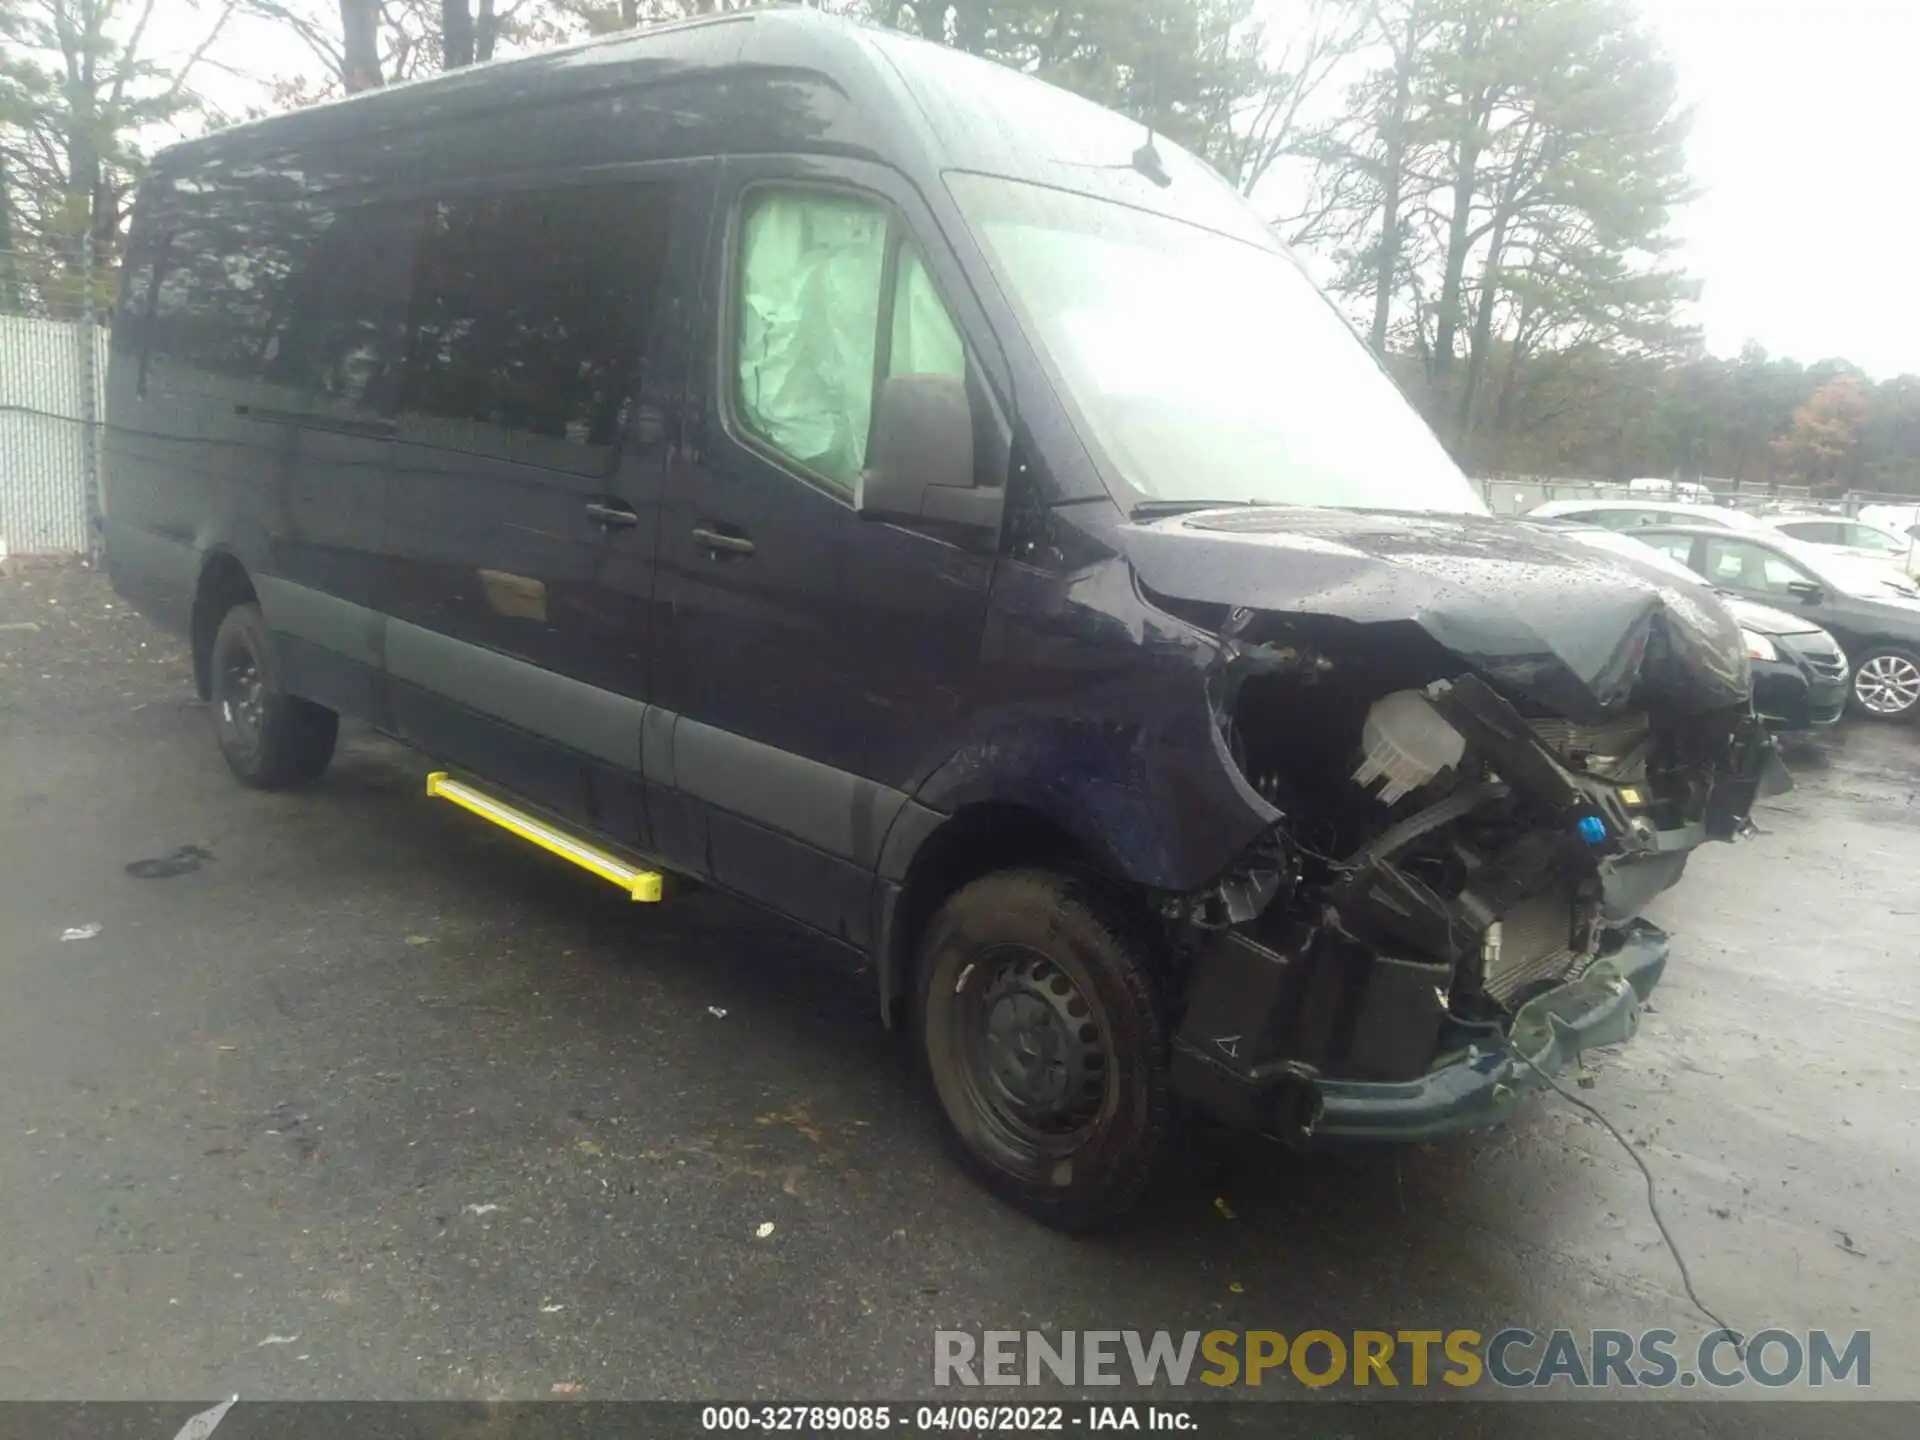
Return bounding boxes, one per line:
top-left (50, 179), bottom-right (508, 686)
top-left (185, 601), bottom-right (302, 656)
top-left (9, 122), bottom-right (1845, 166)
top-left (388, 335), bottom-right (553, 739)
top-left (425, 771), bottom-right (663, 902)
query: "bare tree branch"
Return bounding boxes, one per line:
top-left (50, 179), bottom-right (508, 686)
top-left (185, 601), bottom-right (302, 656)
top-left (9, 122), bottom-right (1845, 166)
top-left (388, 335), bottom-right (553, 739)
top-left (242, 0), bottom-right (347, 76)
top-left (108, 0), bottom-right (166, 108)
top-left (161, 2), bottom-right (240, 106)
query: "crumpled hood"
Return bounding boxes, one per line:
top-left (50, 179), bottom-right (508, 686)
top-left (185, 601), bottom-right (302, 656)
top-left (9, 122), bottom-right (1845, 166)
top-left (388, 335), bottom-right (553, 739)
top-left (1121, 506), bottom-right (1751, 720)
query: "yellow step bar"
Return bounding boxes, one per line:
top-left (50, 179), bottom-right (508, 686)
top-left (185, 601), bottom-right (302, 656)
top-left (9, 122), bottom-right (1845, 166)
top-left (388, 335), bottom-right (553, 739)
top-left (425, 771), bottom-right (663, 902)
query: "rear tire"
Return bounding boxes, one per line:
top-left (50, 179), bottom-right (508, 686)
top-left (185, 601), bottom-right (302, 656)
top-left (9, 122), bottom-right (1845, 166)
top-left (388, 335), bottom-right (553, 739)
top-left (209, 602), bottom-right (338, 788)
top-left (1848, 646), bottom-right (1920, 721)
top-left (914, 869), bottom-right (1174, 1231)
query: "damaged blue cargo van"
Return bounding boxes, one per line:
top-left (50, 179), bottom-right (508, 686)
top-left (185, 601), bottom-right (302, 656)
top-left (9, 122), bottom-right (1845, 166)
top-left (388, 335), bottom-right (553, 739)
top-left (102, 10), bottom-right (1777, 1227)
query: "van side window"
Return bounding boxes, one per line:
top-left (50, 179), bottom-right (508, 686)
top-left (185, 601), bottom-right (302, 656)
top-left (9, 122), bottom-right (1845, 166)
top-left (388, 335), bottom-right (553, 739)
top-left (889, 245), bottom-right (966, 381)
top-left (148, 200), bottom-right (332, 395)
top-left (114, 239), bottom-right (158, 356)
top-left (267, 204), bottom-right (415, 417)
top-left (399, 182), bottom-right (671, 474)
top-left (733, 189), bottom-right (966, 490)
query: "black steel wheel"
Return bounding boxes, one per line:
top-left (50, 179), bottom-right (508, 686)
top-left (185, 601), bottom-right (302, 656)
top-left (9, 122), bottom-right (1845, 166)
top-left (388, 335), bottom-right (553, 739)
top-left (209, 602), bottom-right (338, 788)
top-left (916, 869), bottom-right (1173, 1230)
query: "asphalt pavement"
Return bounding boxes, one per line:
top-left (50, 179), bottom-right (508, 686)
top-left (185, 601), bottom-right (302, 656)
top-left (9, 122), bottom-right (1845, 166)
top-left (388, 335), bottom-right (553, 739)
top-left (1, 564), bottom-right (1915, 1432)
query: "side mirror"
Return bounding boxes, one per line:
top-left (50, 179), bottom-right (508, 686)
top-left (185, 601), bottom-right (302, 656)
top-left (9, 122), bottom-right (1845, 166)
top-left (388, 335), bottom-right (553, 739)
top-left (855, 374), bottom-right (1001, 531)
top-left (1786, 579), bottom-right (1825, 604)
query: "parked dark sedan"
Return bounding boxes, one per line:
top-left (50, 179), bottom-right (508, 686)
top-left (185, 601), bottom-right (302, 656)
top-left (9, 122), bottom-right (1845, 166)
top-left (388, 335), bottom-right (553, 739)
top-left (1538, 521), bottom-right (1851, 731)
top-left (1632, 525), bottom-right (1920, 721)
top-left (1730, 598), bottom-right (1851, 730)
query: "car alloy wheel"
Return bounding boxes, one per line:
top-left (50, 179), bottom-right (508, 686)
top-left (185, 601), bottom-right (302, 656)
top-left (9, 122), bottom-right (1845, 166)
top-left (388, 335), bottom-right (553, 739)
top-left (1854, 653), bottom-right (1920, 717)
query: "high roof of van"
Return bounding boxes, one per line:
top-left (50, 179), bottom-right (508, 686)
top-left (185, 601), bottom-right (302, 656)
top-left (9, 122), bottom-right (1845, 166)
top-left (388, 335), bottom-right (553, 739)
top-left (145, 8), bottom-right (1272, 251)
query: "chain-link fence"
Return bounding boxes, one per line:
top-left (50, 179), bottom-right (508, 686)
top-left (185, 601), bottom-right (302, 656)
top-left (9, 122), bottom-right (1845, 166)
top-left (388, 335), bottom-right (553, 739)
top-left (1, 243), bottom-right (108, 561)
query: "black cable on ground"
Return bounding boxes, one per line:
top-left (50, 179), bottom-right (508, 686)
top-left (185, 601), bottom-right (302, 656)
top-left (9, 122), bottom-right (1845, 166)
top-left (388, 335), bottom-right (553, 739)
top-left (1510, 1046), bottom-right (1747, 1359)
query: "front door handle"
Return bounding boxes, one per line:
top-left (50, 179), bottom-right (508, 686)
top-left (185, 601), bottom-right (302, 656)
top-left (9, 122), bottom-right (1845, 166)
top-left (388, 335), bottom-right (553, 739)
top-left (586, 501), bottom-right (638, 529)
top-left (691, 525), bottom-right (755, 556)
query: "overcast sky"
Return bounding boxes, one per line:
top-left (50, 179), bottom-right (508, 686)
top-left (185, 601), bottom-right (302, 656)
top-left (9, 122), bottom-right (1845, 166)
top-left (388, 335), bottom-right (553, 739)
top-left (152, 0), bottom-right (1920, 378)
top-left (1655, 0), bottom-right (1918, 378)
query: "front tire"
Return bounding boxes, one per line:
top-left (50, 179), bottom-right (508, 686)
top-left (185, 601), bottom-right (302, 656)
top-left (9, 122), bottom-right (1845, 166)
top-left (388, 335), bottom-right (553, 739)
top-left (914, 869), bottom-right (1174, 1230)
top-left (1849, 646), bottom-right (1920, 721)
top-left (209, 602), bottom-right (338, 788)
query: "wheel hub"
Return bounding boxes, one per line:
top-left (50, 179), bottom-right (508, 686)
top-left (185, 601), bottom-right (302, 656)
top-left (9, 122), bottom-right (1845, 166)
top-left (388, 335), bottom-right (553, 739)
top-left (221, 648), bottom-right (265, 743)
top-left (985, 991), bottom-right (1069, 1108)
top-left (969, 952), bottom-right (1108, 1133)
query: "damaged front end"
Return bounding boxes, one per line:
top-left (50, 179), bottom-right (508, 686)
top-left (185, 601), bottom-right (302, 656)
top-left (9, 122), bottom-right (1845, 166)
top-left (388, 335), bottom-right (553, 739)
top-left (1135, 511), bottom-right (1786, 1144)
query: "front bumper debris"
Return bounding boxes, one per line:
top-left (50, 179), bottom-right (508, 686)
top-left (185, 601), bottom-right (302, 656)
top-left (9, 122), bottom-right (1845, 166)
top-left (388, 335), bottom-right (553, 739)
top-left (1162, 613), bottom-right (1778, 1148)
top-left (1170, 920), bottom-right (1669, 1144)
top-left (1309, 921), bottom-right (1666, 1142)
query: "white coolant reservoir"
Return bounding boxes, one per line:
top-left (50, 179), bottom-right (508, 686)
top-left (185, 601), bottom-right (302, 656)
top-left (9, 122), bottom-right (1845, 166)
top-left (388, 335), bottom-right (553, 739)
top-left (1351, 690), bottom-right (1466, 804)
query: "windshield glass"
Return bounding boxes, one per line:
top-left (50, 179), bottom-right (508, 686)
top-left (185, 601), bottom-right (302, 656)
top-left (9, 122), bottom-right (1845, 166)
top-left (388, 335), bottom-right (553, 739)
top-left (948, 174), bottom-right (1486, 515)
top-left (1759, 533), bottom-right (1919, 597)
top-left (1850, 525), bottom-right (1910, 553)
top-left (1815, 552), bottom-right (1920, 598)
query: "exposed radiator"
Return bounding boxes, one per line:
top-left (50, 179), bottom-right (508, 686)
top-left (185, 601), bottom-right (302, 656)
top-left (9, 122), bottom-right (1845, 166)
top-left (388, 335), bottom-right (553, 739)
top-left (1528, 712), bottom-right (1648, 776)
top-left (1481, 887), bottom-right (1589, 1004)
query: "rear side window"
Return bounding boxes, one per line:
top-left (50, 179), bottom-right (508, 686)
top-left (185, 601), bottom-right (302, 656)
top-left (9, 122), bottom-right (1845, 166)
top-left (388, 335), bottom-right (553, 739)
top-left (399, 182), bottom-right (673, 473)
top-left (1571, 509), bottom-right (1653, 531)
top-left (732, 188), bottom-right (966, 490)
top-left (1777, 520), bottom-right (1839, 544)
top-left (1638, 533), bottom-right (1697, 567)
top-left (147, 199), bottom-right (333, 394)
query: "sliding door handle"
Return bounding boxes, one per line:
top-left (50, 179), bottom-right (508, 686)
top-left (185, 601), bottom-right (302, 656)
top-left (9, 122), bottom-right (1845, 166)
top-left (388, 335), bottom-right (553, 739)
top-left (586, 501), bottom-right (639, 529)
top-left (691, 526), bottom-right (755, 556)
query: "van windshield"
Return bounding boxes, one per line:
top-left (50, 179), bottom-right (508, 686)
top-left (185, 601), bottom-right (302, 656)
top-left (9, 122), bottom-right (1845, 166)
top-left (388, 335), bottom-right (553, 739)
top-left (948, 174), bottom-right (1485, 516)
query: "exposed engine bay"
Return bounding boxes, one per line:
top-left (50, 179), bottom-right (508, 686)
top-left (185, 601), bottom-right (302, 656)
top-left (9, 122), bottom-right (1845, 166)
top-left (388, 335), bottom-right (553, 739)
top-left (1160, 608), bottom-right (1780, 1141)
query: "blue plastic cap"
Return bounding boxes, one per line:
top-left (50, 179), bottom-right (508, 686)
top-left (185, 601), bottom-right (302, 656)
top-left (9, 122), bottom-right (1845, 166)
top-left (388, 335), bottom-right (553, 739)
top-left (1576, 815), bottom-right (1608, 846)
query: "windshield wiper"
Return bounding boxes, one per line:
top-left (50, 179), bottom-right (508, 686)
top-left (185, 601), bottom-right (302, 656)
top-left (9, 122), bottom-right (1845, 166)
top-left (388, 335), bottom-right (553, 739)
top-left (1129, 499), bottom-right (1265, 520)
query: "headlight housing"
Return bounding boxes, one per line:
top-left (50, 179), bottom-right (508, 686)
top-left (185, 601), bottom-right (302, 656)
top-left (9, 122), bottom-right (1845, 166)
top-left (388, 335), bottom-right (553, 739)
top-left (1741, 629), bottom-right (1777, 662)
